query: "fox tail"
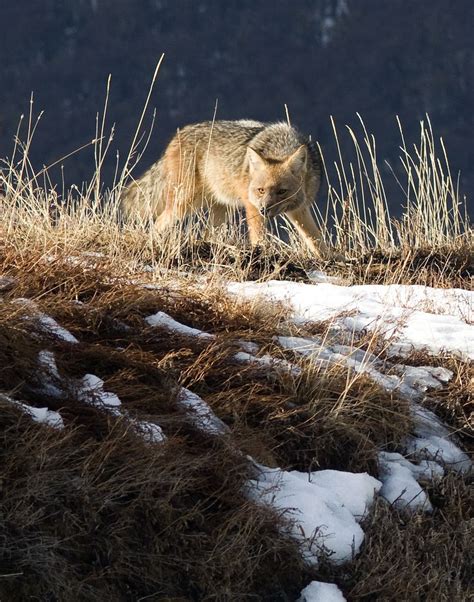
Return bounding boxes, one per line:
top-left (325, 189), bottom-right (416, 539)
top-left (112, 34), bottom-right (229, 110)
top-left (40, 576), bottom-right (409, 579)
top-left (119, 158), bottom-right (167, 223)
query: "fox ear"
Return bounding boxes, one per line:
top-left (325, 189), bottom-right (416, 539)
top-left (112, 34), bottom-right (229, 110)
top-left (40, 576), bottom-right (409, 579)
top-left (247, 147), bottom-right (267, 172)
top-left (285, 145), bottom-right (307, 174)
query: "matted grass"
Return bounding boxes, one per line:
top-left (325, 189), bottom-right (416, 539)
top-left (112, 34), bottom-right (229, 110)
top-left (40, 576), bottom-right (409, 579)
top-left (326, 473), bottom-right (473, 601)
top-left (0, 245), bottom-right (471, 600)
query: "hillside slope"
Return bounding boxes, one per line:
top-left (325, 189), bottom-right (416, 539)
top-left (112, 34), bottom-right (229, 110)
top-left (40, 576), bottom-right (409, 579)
top-left (1, 241), bottom-right (471, 601)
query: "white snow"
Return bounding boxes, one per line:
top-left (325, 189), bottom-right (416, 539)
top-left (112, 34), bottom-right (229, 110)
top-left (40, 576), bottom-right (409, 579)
top-left (177, 387), bottom-right (229, 435)
top-left (298, 580), bottom-right (347, 602)
top-left (228, 281), bottom-right (474, 360)
top-left (235, 340), bottom-right (260, 354)
top-left (78, 373), bottom-right (166, 443)
top-left (145, 311), bottom-right (214, 339)
top-left (307, 270), bottom-right (341, 284)
top-left (79, 374), bottom-right (122, 409)
top-left (4, 395), bottom-right (64, 429)
top-left (20, 403), bottom-right (64, 429)
top-left (409, 405), bottom-right (471, 473)
top-left (397, 365), bottom-right (453, 390)
top-left (277, 335), bottom-right (453, 401)
top-left (37, 350), bottom-right (64, 398)
top-left (234, 351), bottom-right (300, 375)
top-left (380, 451), bottom-right (444, 481)
top-left (128, 418), bottom-right (166, 444)
top-left (230, 277), bottom-right (471, 520)
top-left (248, 464), bottom-right (381, 565)
top-left (407, 434), bottom-right (471, 474)
top-left (38, 350), bottom-right (61, 379)
top-left (304, 470), bottom-right (383, 517)
top-left (378, 452), bottom-right (439, 512)
top-left (275, 333), bottom-right (470, 507)
top-left (14, 298), bottom-right (79, 343)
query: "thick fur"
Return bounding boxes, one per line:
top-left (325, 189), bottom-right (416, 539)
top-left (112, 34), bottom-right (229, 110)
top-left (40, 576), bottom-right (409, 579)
top-left (121, 120), bottom-right (327, 256)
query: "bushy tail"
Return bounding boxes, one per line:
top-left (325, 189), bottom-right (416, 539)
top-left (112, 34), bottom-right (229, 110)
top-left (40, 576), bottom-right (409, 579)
top-left (120, 158), bottom-right (167, 223)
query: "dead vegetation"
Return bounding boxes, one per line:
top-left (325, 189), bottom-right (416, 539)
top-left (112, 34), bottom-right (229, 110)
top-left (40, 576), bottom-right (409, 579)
top-left (1, 398), bottom-right (308, 601)
top-left (323, 473), bottom-right (473, 601)
top-left (0, 243), bottom-right (471, 600)
top-left (0, 109), bottom-right (472, 600)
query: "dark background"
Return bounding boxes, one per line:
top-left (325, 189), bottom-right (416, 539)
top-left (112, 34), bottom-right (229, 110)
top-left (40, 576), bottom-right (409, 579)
top-left (1, 0), bottom-right (472, 215)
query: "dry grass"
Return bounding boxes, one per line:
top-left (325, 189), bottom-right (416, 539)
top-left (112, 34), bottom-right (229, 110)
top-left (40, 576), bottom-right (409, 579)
top-left (318, 472), bottom-right (473, 602)
top-left (0, 107), bottom-right (472, 600)
top-left (0, 399), bottom-right (308, 601)
top-left (0, 263), bottom-right (308, 600)
top-left (0, 248), bottom-right (412, 600)
top-left (0, 244), bottom-right (471, 600)
top-left (1, 102), bottom-right (472, 288)
top-left (323, 244), bottom-right (473, 288)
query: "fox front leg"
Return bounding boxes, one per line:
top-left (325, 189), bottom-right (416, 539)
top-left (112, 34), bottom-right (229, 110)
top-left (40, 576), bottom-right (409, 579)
top-left (285, 205), bottom-right (328, 259)
top-left (243, 198), bottom-right (266, 246)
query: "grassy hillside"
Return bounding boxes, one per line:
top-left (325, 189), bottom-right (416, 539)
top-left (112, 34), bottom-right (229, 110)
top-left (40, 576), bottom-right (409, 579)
top-left (0, 119), bottom-right (472, 601)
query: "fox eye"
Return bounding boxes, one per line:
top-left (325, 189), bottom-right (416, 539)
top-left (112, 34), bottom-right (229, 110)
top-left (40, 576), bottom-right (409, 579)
top-left (277, 189), bottom-right (288, 195)
top-left (257, 188), bottom-right (265, 195)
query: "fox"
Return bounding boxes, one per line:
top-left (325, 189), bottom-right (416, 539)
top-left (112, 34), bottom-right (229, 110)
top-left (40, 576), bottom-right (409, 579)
top-left (121, 119), bottom-right (329, 257)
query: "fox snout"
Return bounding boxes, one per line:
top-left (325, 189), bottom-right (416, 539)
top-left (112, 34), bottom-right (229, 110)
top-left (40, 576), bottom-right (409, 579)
top-left (253, 193), bottom-right (295, 219)
top-left (252, 196), bottom-right (277, 218)
top-left (259, 199), bottom-right (281, 218)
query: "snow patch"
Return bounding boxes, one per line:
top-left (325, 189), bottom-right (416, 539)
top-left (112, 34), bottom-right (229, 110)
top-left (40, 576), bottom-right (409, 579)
top-left (129, 418), bottom-right (167, 444)
top-left (298, 580), bottom-right (347, 602)
top-left (79, 374), bottom-right (122, 409)
top-left (177, 387), bottom-right (229, 435)
top-left (235, 340), bottom-right (260, 354)
top-left (37, 350), bottom-right (64, 398)
top-left (78, 373), bottom-right (166, 443)
top-left (234, 351), bottom-right (300, 375)
top-left (277, 336), bottom-right (453, 401)
top-left (307, 270), bottom-right (341, 284)
top-left (14, 298), bottom-right (79, 343)
top-left (37, 312), bottom-right (79, 343)
top-left (248, 464), bottom-right (381, 565)
top-left (304, 470), bottom-right (383, 517)
top-left (268, 328), bottom-right (470, 512)
top-left (378, 452), bottom-right (440, 512)
top-left (409, 404), bottom-right (471, 473)
top-left (4, 395), bottom-right (64, 429)
top-left (229, 281), bottom-right (474, 360)
top-left (145, 311), bottom-right (214, 339)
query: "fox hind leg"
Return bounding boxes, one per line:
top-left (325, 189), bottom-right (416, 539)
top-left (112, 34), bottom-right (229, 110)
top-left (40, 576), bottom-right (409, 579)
top-left (153, 141), bottom-right (202, 234)
top-left (153, 178), bottom-right (205, 235)
top-left (153, 189), bottom-right (189, 233)
top-left (208, 202), bottom-right (229, 229)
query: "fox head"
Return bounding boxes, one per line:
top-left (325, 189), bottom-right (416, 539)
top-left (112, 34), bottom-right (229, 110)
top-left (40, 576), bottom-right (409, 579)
top-left (246, 145), bottom-right (307, 218)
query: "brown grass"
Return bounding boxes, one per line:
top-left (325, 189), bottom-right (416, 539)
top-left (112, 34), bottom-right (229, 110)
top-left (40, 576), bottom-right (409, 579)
top-left (0, 399), bottom-right (308, 601)
top-left (326, 473), bottom-right (473, 601)
top-left (0, 107), bottom-right (472, 600)
top-left (0, 246), bottom-right (415, 600)
top-left (0, 243), bottom-right (471, 601)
